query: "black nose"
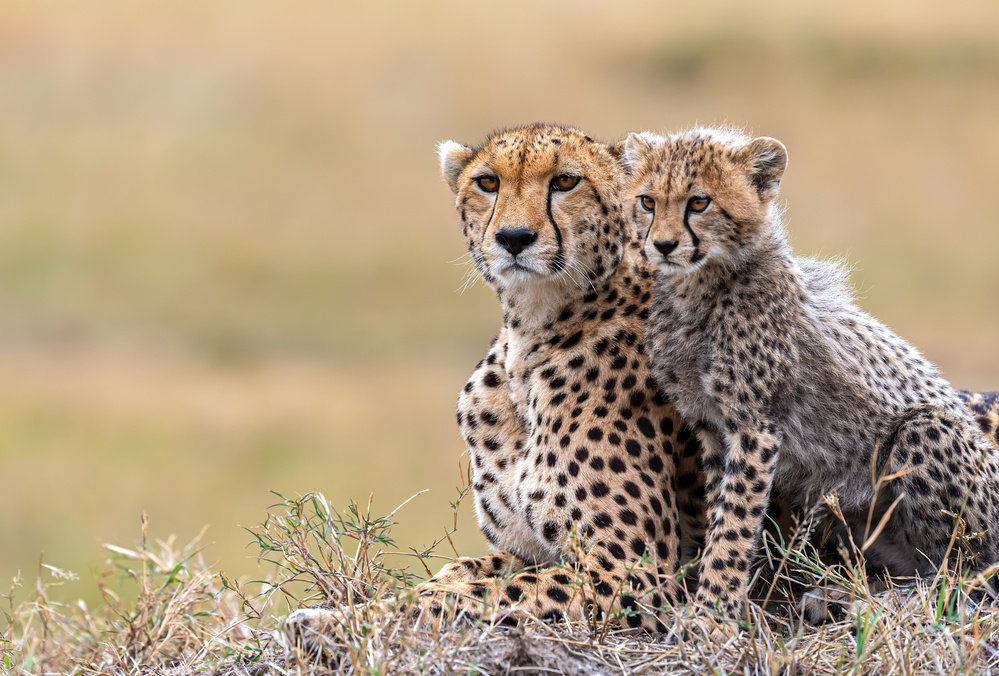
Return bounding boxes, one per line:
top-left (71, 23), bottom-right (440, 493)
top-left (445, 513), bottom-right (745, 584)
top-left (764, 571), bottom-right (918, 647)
top-left (653, 239), bottom-right (679, 256)
top-left (495, 228), bottom-right (537, 256)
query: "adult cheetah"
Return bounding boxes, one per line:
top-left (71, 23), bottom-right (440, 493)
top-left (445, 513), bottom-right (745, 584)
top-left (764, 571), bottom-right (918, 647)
top-left (624, 127), bottom-right (999, 619)
top-left (286, 124), bottom-right (694, 646)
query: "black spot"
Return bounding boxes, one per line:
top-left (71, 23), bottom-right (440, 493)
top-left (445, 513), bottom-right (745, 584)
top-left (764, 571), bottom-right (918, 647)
top-left (609, 457), bottom-right (626, 473)
top-left (637, 417), bottom-right (656, 439)
top-left (483, 372), bottom-right (501, 388)
top-left (588, 428), bottom-right (604, 441)
top-left (546, 586), bottom-right (571, 604)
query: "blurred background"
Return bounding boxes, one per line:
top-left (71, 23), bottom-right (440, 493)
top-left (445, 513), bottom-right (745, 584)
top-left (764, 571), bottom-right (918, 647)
top-left (2, 1), bottom-right (998, 606)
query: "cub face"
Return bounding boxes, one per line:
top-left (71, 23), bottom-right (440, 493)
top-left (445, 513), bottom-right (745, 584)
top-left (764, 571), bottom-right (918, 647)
top-left (439, 124), bottom-right (629, 300)
top-left (622, 129), bottom-right (788, 274)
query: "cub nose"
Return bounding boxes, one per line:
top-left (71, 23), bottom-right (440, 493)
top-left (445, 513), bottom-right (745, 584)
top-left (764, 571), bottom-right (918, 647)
top-left (653, 239), bottom-right (679, 256)
top-left (495, 228), bottom-right (537, 256)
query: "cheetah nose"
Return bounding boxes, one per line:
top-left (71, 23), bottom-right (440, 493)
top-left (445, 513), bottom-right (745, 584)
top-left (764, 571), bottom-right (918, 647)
top-left (653, 239), bottom-right (679, 256)
top-left (495, 228), bottom-right (537, 256)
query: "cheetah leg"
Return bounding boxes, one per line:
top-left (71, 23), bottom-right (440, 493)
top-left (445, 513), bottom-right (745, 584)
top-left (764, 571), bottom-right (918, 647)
top-left (799, 397), bottom-right (999, 625)
top-left (694, 425), bottom-right (726, 528)
top-left (286, 558), bottom-right (684, 653)
top-left (427, 552), bottom-right (529, 585)
top-left (876, 407), bottom-right (999, 578)
top-left (696, 424), bottom-right (781, 618)
top-left (415, 559), bottom-right (682, 631)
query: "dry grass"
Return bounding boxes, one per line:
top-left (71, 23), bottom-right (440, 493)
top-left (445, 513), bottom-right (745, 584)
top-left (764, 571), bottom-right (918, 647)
top-left (5, 490), bottom-right (999, 675)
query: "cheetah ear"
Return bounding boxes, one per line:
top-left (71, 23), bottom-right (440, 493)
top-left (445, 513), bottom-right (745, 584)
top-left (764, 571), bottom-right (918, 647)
top-left (438, 140), bottom-right (475, 194)
top-left (738, 137), bottom-right (788, 200)
top-left (619, 131), bottom-right (659, 173)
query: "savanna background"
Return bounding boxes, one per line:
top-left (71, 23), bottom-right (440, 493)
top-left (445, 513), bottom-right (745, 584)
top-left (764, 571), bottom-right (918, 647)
top-left (2, 0), bottom-right (998, 616)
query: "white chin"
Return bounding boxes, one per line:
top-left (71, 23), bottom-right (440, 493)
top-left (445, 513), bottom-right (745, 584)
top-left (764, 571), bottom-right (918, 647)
top-left (655, 260), bottom-right (684, 274)
top-left (496, 262), bottom-right (545, 284)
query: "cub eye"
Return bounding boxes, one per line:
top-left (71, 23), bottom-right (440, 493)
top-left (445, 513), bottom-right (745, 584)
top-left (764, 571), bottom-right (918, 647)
top-left (688, 196), bottom-right (711, 213)
top-left (476, 176), bottom-right (499, 193)
top-left (639, 196), bottom-right (656, 213)
top-left (553, 175), bottom-right (581, 191)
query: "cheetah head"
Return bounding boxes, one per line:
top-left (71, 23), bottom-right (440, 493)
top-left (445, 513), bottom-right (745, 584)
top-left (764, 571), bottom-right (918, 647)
top-left (621, 128), bottom-right (787, 274)
top-left (439, 124), bottom-right (630, 305)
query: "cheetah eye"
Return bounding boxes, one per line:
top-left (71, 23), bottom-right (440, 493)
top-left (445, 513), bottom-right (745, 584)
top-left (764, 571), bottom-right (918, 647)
top-left (553, 175), bottom-right (581, 191)
top-left (688, 196), bottom-right (711, 213)
top-left (639, 196), bottom-right (655, 213)
top-left (476, 176), bottom-right (500, 193)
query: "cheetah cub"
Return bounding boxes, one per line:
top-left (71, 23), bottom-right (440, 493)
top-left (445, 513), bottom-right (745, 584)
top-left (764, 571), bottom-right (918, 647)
top-left (624, 127), bottom-right (999, 618)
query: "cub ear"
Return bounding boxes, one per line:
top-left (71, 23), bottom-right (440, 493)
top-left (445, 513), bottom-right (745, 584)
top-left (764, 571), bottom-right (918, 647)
top-left (619, 131), bottom-right (660, 173)
top-left (738, 137), bottom-right (787, 200)
top-left (438, 140), bottom-right (475, 194)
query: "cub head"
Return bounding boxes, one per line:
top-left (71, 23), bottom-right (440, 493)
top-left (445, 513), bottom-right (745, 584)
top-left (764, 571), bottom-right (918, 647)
top-left (439, 124), bottom-right (629, 304)
top-left (621, 128), bottom-right (787, 274)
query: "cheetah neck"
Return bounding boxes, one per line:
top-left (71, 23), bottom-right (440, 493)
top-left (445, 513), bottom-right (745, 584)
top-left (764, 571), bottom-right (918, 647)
top-left (502, 251), bottom-right (650, 365)
top-left (498, 277), bottom-right (580, 333)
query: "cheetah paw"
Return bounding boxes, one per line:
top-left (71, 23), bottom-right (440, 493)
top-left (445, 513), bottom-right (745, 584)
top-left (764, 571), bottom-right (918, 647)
top-left (798, 587), bottom-right (862, 626)
top-left (284, 607), bottom-right (349, 657)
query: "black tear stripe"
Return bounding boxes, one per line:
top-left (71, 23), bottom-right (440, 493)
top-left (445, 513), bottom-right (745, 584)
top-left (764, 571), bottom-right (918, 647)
top-left (481, 191), bottom-right (499, 254)
top-left (639, 181), bottom-right (657, 252)
top-left (684, 206), bottom-right (703, 264)
top-left (546, 182), bottom-right (566, 272)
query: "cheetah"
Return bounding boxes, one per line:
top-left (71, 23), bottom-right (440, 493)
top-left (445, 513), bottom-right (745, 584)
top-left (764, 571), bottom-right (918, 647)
top-left (623, 126), bottom-right (999, 619)
top-left (283, 125), bottom-right (999, 649)
top-left (285, 124), bottom-right (694, 648)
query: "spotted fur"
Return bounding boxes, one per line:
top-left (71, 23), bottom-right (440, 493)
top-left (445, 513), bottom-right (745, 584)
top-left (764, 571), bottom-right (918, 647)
top-left (626, 127), bottom-right (999, 618)
top-left (286, 124), bottom-right (693, 647)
